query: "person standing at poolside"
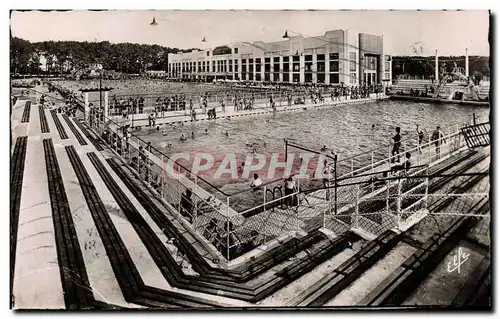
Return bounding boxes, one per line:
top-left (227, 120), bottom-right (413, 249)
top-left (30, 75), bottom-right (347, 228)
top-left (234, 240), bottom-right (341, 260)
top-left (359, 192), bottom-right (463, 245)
top-left (391, 127), bottom-right (402, 163)
top-left (431, 126), bottom-right (446, 159)
top-left (284, 176), bottom-right (296, 207)
top-left (416, 124), bottom-right (425, 154)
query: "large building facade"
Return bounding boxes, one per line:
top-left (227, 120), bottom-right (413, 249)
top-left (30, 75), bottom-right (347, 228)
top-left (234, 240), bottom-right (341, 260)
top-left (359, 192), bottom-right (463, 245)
top-left (168, 29), bottom-right (392, 86)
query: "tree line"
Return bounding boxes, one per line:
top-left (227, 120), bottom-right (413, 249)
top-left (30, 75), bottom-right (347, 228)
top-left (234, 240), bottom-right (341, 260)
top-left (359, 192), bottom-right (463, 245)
top-left (11, 36), bottom-right (490, 80)
top-left (10, 36), bottom-right (198, 75)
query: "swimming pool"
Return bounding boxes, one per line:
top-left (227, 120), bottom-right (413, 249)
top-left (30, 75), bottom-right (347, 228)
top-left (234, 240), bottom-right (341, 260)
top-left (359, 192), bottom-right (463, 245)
top-left (132, 99), bottom-right (489, 211)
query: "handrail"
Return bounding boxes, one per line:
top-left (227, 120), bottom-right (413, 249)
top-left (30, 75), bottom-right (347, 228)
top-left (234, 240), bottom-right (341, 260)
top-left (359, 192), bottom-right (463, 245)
top-left (88, 105), bottom-right (229, 197)
top-left (336, 121), bottom-right (463, 165)
top-left (339, 129), bottom-right (463, 180)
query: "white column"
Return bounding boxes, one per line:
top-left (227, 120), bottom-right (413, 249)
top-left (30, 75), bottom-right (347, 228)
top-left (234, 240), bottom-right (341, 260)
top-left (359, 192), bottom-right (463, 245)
top-left (84, 92), bottom-right (90, 122)
top-left (299, 55), bottom-right (305, 83)
top-left (104, 91), bottom-right (109, 120)
top-left (325, 51), bottom-right (330, 85)
top-left (435, 49), bottom-right (439, 82)
top-left (238, 58), bottom-right (242, 80)
top-left (312, 52), bottom-right (317, 83)
top-left (465, 48), bottom-right (469, 77)
top-left (279, 56), bottom-right (283, 82)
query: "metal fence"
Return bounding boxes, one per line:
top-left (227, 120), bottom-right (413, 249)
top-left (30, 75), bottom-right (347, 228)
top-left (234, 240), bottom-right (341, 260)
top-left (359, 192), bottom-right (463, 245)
top-left (83, 100), bottom-right (487, 264)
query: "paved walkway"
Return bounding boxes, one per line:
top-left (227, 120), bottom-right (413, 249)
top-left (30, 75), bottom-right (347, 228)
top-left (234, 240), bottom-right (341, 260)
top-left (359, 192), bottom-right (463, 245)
top-left (10, 98), bottom-right (252, 309)
top-left (110, 95), bottom-right (388, 127)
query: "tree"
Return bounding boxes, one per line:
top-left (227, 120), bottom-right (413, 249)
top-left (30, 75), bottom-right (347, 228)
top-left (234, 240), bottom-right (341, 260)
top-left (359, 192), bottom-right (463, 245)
top-left (472, 71), bottom-right (483, 86)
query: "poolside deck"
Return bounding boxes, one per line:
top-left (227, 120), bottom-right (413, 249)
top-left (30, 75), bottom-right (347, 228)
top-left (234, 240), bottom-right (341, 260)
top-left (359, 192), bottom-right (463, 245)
top-left (10, 89), bottom-right (490, 309)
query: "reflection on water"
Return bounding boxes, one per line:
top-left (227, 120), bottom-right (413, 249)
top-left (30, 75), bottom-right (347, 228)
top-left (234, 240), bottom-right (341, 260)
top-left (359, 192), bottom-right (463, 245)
top-left (134, 100), bottom-right (489, 206)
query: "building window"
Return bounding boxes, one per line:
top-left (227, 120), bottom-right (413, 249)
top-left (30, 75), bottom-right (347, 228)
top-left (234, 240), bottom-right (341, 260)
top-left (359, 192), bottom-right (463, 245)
top-left (229, 64), bottom-right (233, 72)
top-left (317, 62), bottom-right (325, 73)
top-left (273, 73), bottom-right (279, 81)
top-left (283, 73), bottom-right (289, 82)
top-left (249, 73), bottom-right (254, 80)
top-left (256, 58), bottom-right (261, 64)
top-left (242, 65), bottom-right (247, 73)
top-left (265, 64), bottom-right (271, 72)
top-left (242, 59), bottom-right (247, 64)
top-left (305, 55), bottom-right (313, 62)
top-left (317, 54), bottom-right (325, 61)
top-left (329, 53), bottom-right (339, 60)
top-left (274, 63), bottom-right (280, 72)
top-left (293, 56), bottom-right (300, 62)
top-left (305, 62), bottom-right (313, 72)
top-left (365, 56), bottom-right (377, 70)
top-left (385, 62), bottom-right (390, 72)
top-left (265, 57), bottom-right (271, 63)
top-left (256, 73), bottom-right (261, 81)
top-left (349, 52), bottom-right (357, 72)
top-left (317, 73), bottom-right (325, 83)
top-left (264, 73), bottom-right (270, 81)
top-left (385, 72), bottom-right (390, 80)
top-left (305, 73), bottom-right (312, 83)
top-left (349, 72), bottom-right (356, 84)
top-left (330, 61), bottom-right (339, 72)
top-left (293, 73), bottom-right (300, 82)
top-left (330, 73), bottom-right (339, 84)
top-left (283, 62), bottom-right (290, 72)
top-left (274, 57), bottom-right (280, 63)
top-left (283, 56), bottom-right (289, 62)
top-left (293, 64), bottom-right (300, 72)
top-left (234, 48), bottom-right (238, 54)
top-left (256, 64), bottom-right (261, 72)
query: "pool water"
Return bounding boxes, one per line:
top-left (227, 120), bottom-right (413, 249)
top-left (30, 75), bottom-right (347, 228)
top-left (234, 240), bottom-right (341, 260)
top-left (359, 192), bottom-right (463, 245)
top-left (133, 100), bottom-right (488, 210)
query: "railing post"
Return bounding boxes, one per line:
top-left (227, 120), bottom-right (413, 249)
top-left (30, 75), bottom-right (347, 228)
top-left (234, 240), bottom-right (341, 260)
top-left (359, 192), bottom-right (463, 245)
top-left (226, 196), bottom-right (230, 261)
top-left (385, 178), bottom-right (390, 216)
top-left (160, 155), bottom-right (165, 199)
top-left (428, 132), bottom-right (432, 165)
top-left (424, 168), bottom-right (429, 211)
top-left (177, 166), bottom-right (182, 215)
top-left (326, 184), bottom-right (331, 229)
top-left (355, 184), bottom-right (360, 228)
top-left (284, 139), bottom-right (288, 163)
top-left (371, 151), bottom-right (374, 193)
top-left (263, 185), bottom-right (267, 212)
top-left (296, 178), bottom-right (300, 231)
top-left (388, 144), bottom-right (391, 165)
top-left (351, 158), bottom-right (354, 177)
top-left (334, 155), bottom-right (338, 215)
top-left (397, 177), bottom-right (402, 229)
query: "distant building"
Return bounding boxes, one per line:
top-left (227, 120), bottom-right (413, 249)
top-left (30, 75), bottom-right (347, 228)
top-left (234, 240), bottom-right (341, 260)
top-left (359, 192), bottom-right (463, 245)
top-left (145, 70), bottom-right (167, 77)
top-left (168, 29), bottom-right (392, 86)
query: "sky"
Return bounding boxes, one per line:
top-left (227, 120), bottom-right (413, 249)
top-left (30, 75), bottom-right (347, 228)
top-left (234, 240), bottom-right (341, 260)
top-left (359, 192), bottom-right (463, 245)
top-left (10, 10), bottom-right (490, 56)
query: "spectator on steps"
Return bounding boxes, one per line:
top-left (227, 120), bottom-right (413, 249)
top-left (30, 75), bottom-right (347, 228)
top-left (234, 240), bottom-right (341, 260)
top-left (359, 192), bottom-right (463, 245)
top-left (391, 152), bottom-right (412, 175)
top-left (180, 189), bottom-right (194, 223)
top-left (250, 173), bottom-right (262, 191)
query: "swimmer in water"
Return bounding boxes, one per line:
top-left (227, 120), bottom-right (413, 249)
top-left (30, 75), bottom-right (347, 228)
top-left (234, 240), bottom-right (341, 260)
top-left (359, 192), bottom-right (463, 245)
top-left (180, 133), bottom-right (187, 141)
top-left (321, 145), bottom-right (328, 152)
top-left (372, 124), bottom-right (376, 129)
top-left (225, 131), bottom-right (229, 137)
top-left (204, 129), bottom-right (208, 135)
top-left (191, 131), bottom-right (195, 139)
